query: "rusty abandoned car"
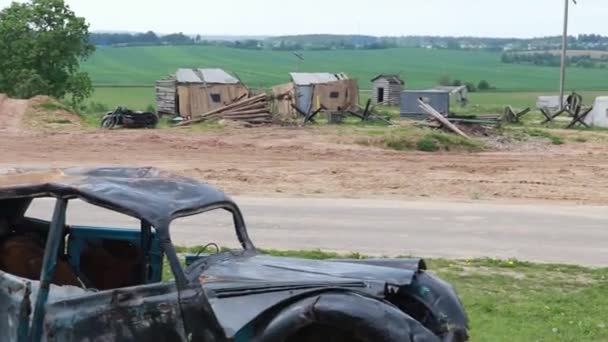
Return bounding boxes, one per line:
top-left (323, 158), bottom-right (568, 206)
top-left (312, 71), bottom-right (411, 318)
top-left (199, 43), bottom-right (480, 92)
top-left (0, 167), bottom-right (468, 341)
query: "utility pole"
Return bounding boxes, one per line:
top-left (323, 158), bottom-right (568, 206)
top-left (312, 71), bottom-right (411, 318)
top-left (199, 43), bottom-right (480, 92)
top-left (560, 0), bottom-right (576, 109)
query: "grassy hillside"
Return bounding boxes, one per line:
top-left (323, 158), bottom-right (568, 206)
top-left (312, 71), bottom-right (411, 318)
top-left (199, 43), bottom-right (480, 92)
top-left (83, 46), bottom-right (608, 91)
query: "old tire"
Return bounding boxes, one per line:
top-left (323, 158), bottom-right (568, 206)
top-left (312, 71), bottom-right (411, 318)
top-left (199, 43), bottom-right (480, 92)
top-left (254, 291), bottom-right (440, 342)
top-left (101, 116), bottom-right (117, 129)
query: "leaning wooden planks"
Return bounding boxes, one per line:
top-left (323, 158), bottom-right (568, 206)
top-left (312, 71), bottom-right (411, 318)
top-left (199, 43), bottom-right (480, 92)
top-left (418, 99), bottom-right (470, 139)
top-left (175, 94), bottom-right (272, 126)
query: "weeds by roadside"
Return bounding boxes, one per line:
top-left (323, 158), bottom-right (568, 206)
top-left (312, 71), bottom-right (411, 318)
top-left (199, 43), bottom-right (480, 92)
top-left (355, 126), bottom-right (484, 152)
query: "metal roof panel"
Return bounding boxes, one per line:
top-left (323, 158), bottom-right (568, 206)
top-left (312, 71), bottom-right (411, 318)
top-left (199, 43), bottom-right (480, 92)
top-left (176, 68), bottom-right (240, 84)
top-left (199, 68), bottom-right (240, 84)
top-left (290, 72), bottom-right (347, 85)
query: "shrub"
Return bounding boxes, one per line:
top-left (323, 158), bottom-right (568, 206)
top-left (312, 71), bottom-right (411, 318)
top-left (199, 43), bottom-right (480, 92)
top-left (417, 136), bottom-right (440, 152)
top-left (478, 80), bottom-right (491, 91)
top-left (465, 82), bottom-right (477, 92)
top-left (86, 102), bottom-right (109, 113)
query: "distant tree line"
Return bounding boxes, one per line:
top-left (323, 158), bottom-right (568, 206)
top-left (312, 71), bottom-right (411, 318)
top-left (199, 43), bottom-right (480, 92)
top-left (88, 32), bottom-right (608, 52)
top-left (90, 31), bottom-right (199, 46)
top-left (502, 52), bottom-right (608, 69)
top-left (438, 75), bottom-right (494, 92)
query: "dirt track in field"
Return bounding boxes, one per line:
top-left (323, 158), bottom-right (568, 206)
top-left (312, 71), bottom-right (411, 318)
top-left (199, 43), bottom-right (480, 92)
top-left (1, 95), bottom-right (608, 204)
top-left (0, 94), bottom-right (28, 132)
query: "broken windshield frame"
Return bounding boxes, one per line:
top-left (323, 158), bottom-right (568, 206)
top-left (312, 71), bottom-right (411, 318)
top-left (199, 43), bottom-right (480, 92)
top-left (165, 200), bottom-right (256, 286)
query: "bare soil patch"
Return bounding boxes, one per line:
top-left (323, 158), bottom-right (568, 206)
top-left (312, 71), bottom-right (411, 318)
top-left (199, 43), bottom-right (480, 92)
top-left (0, 93), bottom-right (29, 132)
top-left (1, 121), bottom-right (607, 204)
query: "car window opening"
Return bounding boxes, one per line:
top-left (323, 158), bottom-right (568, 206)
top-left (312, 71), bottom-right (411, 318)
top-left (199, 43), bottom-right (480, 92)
top-left (0, 198), bottom-right (165, 294)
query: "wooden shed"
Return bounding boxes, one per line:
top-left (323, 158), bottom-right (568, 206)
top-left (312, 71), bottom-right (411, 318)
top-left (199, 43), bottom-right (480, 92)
top-left (371, 74), bottom-right (404, 106)
top-left (156, 68), bottom-right (249, 117)
top-left (272, 72), bottom-right (359, 117)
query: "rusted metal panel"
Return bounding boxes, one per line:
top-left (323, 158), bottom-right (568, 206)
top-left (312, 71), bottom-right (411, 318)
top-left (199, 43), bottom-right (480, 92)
top-left (44, 282), bottom-right (188, 341)
top-left (0, 272), bottom-right (32, 342)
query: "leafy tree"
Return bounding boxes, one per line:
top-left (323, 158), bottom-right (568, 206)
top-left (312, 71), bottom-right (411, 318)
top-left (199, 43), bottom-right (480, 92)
top-left (464, 82), bottom-right (477, 92)
top-left (478, 80), bottom-right (491, 91)
top-left (162, 33), bottom-right (193, 45)
top-left (0, 0), bottom-right (94, 104)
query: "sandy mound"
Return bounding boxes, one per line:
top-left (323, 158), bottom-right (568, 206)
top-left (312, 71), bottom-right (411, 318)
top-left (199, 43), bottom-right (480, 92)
top-left (25, 96), bottom-right (83, 131)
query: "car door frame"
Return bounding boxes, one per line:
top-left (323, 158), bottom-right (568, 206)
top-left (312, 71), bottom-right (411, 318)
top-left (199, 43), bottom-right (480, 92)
top-left (26, 197), bottom-right (189, 341)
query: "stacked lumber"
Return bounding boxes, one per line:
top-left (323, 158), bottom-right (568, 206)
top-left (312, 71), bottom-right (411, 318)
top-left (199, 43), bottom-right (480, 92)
top-left (156, 77), bottom-right (177, 115)
top-left (175, 94), bottom-right (271, 126)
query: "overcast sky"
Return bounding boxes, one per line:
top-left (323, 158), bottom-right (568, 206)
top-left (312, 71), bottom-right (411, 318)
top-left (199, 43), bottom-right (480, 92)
top-left (4, 0), bottom-right (608, 37)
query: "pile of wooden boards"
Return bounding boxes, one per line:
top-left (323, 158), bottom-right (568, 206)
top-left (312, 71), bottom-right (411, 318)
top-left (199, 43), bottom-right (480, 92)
top-left (176, 94), bottom-right (272, 126)
top-left (418, 100), bottom-right (470, 139)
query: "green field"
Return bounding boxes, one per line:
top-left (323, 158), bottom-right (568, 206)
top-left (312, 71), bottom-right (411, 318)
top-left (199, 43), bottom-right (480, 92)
top-left (83, 46), bottom-right (608, 91)
top-left (89, 87), bottom-right (155, 109)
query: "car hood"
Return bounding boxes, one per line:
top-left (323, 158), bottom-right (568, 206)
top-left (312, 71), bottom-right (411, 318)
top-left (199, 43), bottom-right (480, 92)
top-left (185, 253), bottom-right (426, 337)
top-left (191, 253), bottom-right (423, 290)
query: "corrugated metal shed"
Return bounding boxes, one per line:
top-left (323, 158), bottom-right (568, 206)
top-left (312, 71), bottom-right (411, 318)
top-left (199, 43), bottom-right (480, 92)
top-left (176, 68), bottom-right (240, 84)
top-left (290, 72), bottom-right (349, 86)
top-left (400, 90), bottom-right (450, 119)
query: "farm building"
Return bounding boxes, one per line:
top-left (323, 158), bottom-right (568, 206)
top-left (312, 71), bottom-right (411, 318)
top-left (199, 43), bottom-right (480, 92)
top-left (371, 74), bottom-right (404, 106)
top-left (156, 68), bottom-right (249, 117)
top-left (272, 72), bottom-right (359, 117)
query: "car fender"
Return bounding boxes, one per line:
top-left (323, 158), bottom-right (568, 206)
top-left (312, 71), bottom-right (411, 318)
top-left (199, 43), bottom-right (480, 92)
top-left (251, 290), bottom-right (440, 342)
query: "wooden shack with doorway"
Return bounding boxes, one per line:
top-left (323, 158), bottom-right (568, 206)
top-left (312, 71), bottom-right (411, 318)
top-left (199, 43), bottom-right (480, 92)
top-left (272, 72), bottom-right (358, 117)
top-left (156, 68), bottom-right (249, 117)
top-left (371, 74), bottom-right (404, 106)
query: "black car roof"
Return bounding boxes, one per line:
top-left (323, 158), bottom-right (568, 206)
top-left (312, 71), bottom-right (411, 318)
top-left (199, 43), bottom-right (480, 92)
top-left (0, 167), bottom-right (233, 230)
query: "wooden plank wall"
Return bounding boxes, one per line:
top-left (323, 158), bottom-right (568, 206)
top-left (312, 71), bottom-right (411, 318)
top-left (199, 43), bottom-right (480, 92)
top-left (179, 84), bottom-right (249, 117)
top-left (271, 83), bottom-right (296, 118)
top-left (178, 85), bottom-right (191, 117)
top-left (312, 79), bottom-right (359, 111)
top-left (372, 78), bottom-right (403, 106)
top-left (156, 78), bottom-right (177, 114)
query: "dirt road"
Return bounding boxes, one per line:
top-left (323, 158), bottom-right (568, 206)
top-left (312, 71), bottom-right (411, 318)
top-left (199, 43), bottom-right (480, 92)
top-left (27, 197), bottom-right (608, 266)
top-left (1, 127), bottom-right (607, 204)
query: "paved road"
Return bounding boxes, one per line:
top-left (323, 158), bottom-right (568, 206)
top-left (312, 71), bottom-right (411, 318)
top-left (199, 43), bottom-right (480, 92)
top-left (27, 197), bottom-right (608, 266)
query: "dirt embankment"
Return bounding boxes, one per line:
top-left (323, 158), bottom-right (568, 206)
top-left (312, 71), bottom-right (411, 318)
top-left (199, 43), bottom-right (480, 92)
top-left (0, 94), bottom-right (83, 132)
top-left (23, 96), bottom-right (83, 131)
